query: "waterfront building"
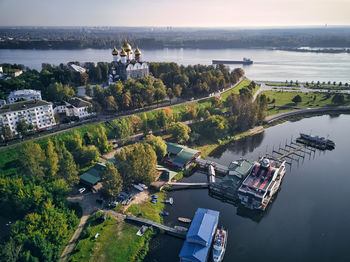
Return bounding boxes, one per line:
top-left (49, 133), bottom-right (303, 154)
top-left (109, 40), bottom-right (149, 83)
top-left (7, 89), bottom-right (42, 104)
top-left (164, 142), bottom-right (201, 170)
top-left (179, 208), bottom-right (219, 262)
top-left (0, 100), bottom-right (56, 134)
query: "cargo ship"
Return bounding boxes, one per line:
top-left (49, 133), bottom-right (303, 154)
top-left (212, 57), bottom-right (253, 65)
top-left (212, 226), bottom-right (227, 262)
top-left (237, 156), bottom-right (286, 211)
top-left (298, 133), bottom-right (335, 149)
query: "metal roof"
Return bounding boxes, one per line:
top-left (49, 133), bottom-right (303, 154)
top-left (228, 159), bottom-right (253, 175)
top-left (79, 163), bottom-right (106, 186)
top-left (179, 208), bottom-right (219, 262)
top-left (166, 142), bottom-right (184, 155)
top-left (166, 142), bottom-right (200, 168)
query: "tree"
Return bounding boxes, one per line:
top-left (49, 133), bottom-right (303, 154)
top-left (143, 135), bottom-right (167, 160)
top-left (19, 142), bottom-right (45, 180)
top-left (101, 162), bottom-right (123, 199)
top-left (44, 139), bottom-right (59, 180)
top-left (16, 119), bottom-right (30, 136)
top-left (115, 143), bottom-right (158, 185)
top-left (332, 94), bottom-right (345, 104)
top-left (167, 88), bottom-right (174, 104)
top-left (292, 95), bottom-right (302, 104)
top-left (57, 144), bottom-right (79, 186)
top-left (85, 85), bottom-right (93, 96)
top-left (1, 125), bottom-right (13, 140)
top-left (168, 122), bottom-right (191, 143)
top-left (202, 115), bottom-right (229, 140)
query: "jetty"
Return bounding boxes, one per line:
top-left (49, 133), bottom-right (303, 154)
top-left (167, 182), bottom-right (209, 190)
top-left (195, 159), bottom-right (228, 174)
top-left (125, 215), bottom-right (187, 239)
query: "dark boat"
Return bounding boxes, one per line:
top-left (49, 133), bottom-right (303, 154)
top-left (212, 226), bottom-right (228, 262)
top-left (299, 133), bottom-right (335, 149)
top-left (212, 58), bottom-right (253, 65)
top-left (160, 211), bottom-right (169, 216)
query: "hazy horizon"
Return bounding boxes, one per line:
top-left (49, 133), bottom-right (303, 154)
top-left (1, 0), bottom-right (349, 27)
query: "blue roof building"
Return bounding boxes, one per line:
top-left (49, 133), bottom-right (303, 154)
top-left (179, 208), bottom-right (219, 262)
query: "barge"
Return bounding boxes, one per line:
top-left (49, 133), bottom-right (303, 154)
top-left (212, 58), bottom-right (253, 65)
top-left (297, 133), bottom-right (335, 150)
top-left (237, 156), bottom-right (286, 211)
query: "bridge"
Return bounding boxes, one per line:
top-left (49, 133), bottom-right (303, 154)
top-left (195, 159), bottom-right (228, 174)
top-left (167, 182), bottom-right (209, 189)
top-left (125, 215), bottom-right (187, 239)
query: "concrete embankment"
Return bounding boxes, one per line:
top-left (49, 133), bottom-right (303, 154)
top-left (265, 106), bottom-right (350, 124)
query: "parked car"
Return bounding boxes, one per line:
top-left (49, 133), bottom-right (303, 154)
top-left (78, 187), bottom-right (86, 194)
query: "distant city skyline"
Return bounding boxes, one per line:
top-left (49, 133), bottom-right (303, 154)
top-left (0, 0), bottom-right (349, 27)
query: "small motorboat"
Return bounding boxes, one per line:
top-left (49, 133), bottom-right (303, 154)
top-left (178, 217), bottom-right (192, 223)
top-left (159, 211), bottom-right (169, 216)
top-left (174, 225), bottom-right (188, 232)
top-left (152, 195), bottom-right (159, 199)
top-left (162, 197), bottom-right (174, 205)
top-left (212, 226), bottom-right (228, 262)
top-left (136, 225), bottom-right (148, 236)
top-left (151, 199), bottom-right (157, 204)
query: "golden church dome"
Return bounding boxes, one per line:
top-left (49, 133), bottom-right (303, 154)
top-left (112, 47), bottom-right (119, 55)
top-left (122, 40), bottom-right (132, 52)
top-left (134, 47), bottom-right (141, 56)
top-left (120, 48), bottom-right (127, 57)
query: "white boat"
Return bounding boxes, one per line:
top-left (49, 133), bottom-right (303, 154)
top-left (212, 227), bottom-right (227, 262)
top-left (178, 217), bottom-right (192, 223)
top-left (174, 225), bottom-right (188, 232)
top-left (136, 225), bottom-right (148, 236)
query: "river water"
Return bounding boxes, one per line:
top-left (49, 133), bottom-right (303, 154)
top-left (1, 48), bottom-right (350, 82)
top-left (144, 114), bottom-right (350, 262)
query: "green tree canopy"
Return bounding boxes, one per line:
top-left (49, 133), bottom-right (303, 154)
top-left (143, 135), bottom-right (167, 160)
top-left (168, 122), bottom-right (191, 143)
top-left (19, 142), bottom-right (45, 180)
top-left (101, 162), bottom-right (123, 199)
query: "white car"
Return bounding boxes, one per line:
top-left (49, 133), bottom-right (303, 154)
top-left (78, 187), bottom-right (86, 194)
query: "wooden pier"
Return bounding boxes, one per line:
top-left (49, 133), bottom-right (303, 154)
top-left (167, 182), bottom-right (209, 189)
top-left (125, 215), bottom-right (187, 239)
top-left (195, 159), bottom-right (228, 174)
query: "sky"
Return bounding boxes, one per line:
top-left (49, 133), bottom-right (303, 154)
top-left (0, 0), bottom-right (349, 27)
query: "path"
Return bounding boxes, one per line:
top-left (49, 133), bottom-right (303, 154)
top-left (0, 79), bottom-right (244, 151)
top-left (58, 193), bottom-right (101, 262)
top-left (264, 105), bottom-right (350, 123)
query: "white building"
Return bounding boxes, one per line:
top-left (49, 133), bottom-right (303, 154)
top-left (53, 97), bottom-right (94, 119)
top-left (8, 89), bottom-right (42, 104)
top-left (67, 98), bottom-right (93, 119)
top-left (0, 100), bottom-right (56, 134)
top-left (68, 64), bottom-right (86, 73)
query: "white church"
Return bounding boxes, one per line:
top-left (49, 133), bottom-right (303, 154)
top-left (109, 40), bottom-right (149, 84)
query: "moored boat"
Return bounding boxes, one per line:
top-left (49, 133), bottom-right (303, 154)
top-left (178, 217), bottom-right (192, 223)
top-left (299, 133), bottom-right (335, 149)
top-left (212, 226), bottom-right (227, 262)
top-left (174, 225), bottom-right (188, 232)
top-left (136, 225), bottom-right (148, 236)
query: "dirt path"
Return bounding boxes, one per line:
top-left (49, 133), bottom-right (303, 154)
top-left (58, 193), bottom-right (101, 262)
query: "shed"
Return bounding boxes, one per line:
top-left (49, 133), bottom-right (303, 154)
top-left (79, 163), bottom-right (106, 187)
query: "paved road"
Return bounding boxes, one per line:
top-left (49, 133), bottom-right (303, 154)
top-left (0, 78), bottom-right (245, 151)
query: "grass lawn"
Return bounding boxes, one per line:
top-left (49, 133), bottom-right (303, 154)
top-left (265, 106), bottom-right (297, 116)
top-left (262, 91), bottom-right (350, 109)
top-left (220, 79), bottom-right (252, 101)
top-left (266, 83), bottom-right (300, 87)
top-left (307, 84), bottom-right (350, 90)
top-left (0, 147), bottom-right (19, 176)
top-left (126, 190), bottom-right (167, 223)
top-left (69, 212), bottom-right (153, 262)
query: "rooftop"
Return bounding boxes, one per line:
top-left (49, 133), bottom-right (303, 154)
top-left (228, 159), bottom-right (253, 175)
top-left (0, 100), bottom-right (51, 114)
top-left (8, 89), bottom-right (41, 98)
top-left (68, 64), bottom-right (86, 73)
top-left (165, 142), bottom-right (200, 167)
top-left (179, 208), bottom-right (219, 262)
top-left (68, 97), bottom-right (91, 108)
top-left (79, 163), bottom-right (106, 186)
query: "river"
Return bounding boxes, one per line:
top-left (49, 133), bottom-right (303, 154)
top-left (1, 48), bottom-right (350, 82)
top-left (144, 114), bottom-right (350, 262)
